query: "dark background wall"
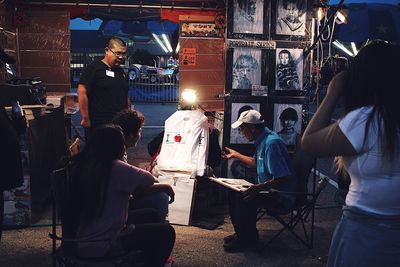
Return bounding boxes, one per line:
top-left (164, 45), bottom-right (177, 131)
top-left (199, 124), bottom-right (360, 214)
top-left (0, 6), bottom-right (71, 92)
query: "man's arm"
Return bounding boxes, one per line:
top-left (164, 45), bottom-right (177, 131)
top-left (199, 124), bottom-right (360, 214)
top-left (222, 147), bottom-right (256, 168)
top-left (77, 84), bottom-right (91, 128)
top-left (243, 141), bottom-right (294, 201)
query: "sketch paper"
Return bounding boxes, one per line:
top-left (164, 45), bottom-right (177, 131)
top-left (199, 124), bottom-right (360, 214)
top-left (209, 177), bottom-right (254, 192)
top-left (273, 103), bottom-right (302, 146)
top-left (276, 0), bottom-right (306, 36)
top-left (275, 48), bottom-right (303, 91)
top-left (232, 48), bottom-right (262, 90)
top-left (233, 0), bottom-right (264, 34)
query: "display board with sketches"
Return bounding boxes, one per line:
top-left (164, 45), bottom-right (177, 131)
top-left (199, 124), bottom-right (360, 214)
top-left (222, 0), bottom-right (312, 175)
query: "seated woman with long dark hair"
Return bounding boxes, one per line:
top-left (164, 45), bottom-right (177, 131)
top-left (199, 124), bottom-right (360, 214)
top-left (302, 40), bottom-right (400, 266)
top-left (71, 125), bottom-right (175, 266)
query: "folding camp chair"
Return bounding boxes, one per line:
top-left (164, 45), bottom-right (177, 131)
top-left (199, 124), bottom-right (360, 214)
top-left (49, 164), bottom-right (141, 267)
top-left (256, 148), bottom-right (328, 250)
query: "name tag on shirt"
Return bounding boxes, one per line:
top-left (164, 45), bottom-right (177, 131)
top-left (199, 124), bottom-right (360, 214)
top-left (106, 70), bottom-right (115, 77)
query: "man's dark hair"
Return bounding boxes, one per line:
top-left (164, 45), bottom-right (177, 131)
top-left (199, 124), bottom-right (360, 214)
top-left (112, 110), bottom-right (144, 139)
top-left (279, 107), bottom-right (298, 122)
top-left (106, 36), bottom-right (126, 48)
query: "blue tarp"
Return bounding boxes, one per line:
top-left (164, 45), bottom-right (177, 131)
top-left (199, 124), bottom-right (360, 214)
top-left (334, 3), bottom-right (400, 42)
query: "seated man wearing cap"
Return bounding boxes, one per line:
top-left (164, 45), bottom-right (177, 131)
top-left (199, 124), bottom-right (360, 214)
top-left (222, 109), bottom-right (297, 252)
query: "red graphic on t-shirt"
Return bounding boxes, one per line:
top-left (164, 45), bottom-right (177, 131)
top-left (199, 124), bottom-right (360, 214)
top-left (174, 134), bottom-right (182, 143)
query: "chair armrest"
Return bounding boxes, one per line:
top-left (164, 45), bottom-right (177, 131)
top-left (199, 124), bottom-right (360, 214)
top-left (259, 189), bottom-right (313, 196)
top-left (258, 177), bottom-right (328, 197)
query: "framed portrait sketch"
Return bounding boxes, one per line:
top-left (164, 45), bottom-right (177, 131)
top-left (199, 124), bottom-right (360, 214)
top-left (223, 95), bottom-right (268, 146)
top-left (230, 102), bottom-right (261, 144)
top-left (227, 0), bottom-right (270, 39)
top-left (232, 48), bottom-right (262, 91)
top-left (272, 0), bottom-right (309, 40)
top-left (226, 47), bottom-right (274, 95)
top-left (275, 47), bottom-right (303, 92)
top-left (267, 96), bottom-right (307, 152)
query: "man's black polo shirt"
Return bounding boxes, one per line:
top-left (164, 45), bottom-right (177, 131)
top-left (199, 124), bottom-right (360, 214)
top-left (79, 60), bottom-right (128, 126)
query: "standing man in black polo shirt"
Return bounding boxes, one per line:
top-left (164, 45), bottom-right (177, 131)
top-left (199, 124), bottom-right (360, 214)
top-left (78, 36), bottom-right (130, 135)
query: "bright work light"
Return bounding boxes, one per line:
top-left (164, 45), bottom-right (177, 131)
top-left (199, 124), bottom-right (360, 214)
top-left (181, 89), bottom-right (197, 104)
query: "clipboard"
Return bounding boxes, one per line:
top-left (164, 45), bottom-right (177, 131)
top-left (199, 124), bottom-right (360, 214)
top-left (209, 177), bottom-right (253, 192)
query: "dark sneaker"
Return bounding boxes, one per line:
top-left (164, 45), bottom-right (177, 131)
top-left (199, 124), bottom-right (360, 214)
top-left (223, 233), bottom-right (238, 244)
top-left (223, 238), bottom-right (258, 253)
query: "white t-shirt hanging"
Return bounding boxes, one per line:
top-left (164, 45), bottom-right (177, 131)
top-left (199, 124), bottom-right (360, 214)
top-left (157, 110), bottom-right (209, 176)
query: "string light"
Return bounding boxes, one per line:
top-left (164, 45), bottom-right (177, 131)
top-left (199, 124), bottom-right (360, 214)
top-left (333, 40), bottom-right (354, 57)
top-left (152, 33), bottom-right (168, 53)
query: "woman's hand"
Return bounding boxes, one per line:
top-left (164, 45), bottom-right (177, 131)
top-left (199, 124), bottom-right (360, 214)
top-left (69, 138), bottom-right (80, 157)
top-left (222, 147), bottom-right (238, 159)
top-left (165, 184), bottom-right (175, 204)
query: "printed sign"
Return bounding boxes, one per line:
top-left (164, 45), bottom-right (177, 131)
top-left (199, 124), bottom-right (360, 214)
top-left (182, 48), bottom-right (196, 66)
top-left (227, 39), bottom-right (276, 49)
top-left (181, 22), bottom-right (222, 38)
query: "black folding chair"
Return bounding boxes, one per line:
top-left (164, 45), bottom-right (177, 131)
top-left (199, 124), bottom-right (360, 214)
top-left (257, 148), bottom-right (328, 250)
top-left (49, 164), bottom-right (141, 267)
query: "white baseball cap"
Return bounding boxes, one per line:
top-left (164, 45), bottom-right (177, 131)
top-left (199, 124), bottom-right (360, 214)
top-left (231, 109), bottom-right (264, 129)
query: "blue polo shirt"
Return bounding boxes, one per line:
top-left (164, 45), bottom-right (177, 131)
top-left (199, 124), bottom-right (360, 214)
top-left (254, 128), bottom-right (297, 201)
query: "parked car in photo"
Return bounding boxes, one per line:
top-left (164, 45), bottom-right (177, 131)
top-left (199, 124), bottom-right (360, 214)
top-left (128, 64), bottom-right (178, 83)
